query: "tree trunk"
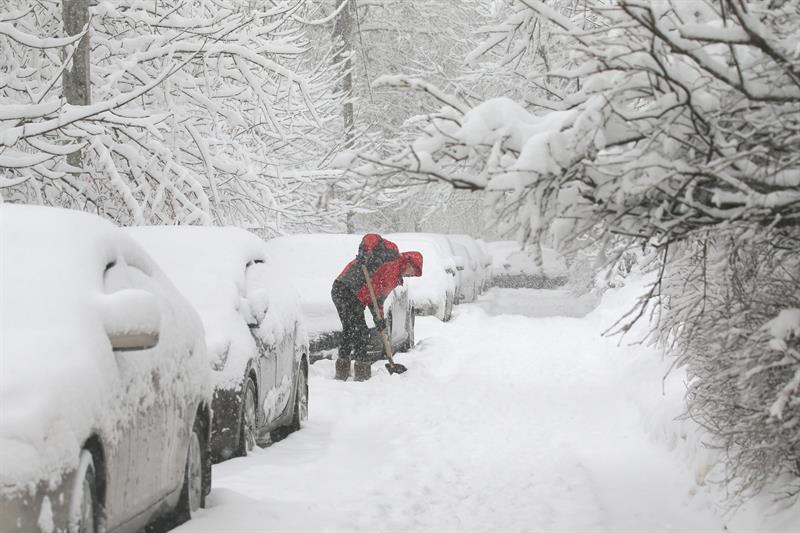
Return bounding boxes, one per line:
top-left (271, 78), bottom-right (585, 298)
top-left (332, 0), bottom-right (355, 147)
top-left (63, 0), bottom-right (91, 168)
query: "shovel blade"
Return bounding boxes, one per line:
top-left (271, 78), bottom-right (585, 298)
top-left (386, 362), bottom-right (407, 375)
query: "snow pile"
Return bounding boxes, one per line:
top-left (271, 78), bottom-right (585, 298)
top-left (128, 226), bottom-right (306, 390)
top-left (0, 205), bottom-right (209, 492)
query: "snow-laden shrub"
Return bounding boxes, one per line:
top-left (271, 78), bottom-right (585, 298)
top-left (661, 233), bottom-right (800, 501)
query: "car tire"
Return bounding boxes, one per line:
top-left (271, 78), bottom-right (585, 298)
top-left (444, 293), bottom-right (454, 322)
top-left (399, 307), bottom-right (415, 352)
top-left (176, 416), bottom-right (207, 522)
top-left (68, 449), bottom-right (98, 533)
top-left (289, 363), bottom-right (308, 433)
top-left (238, 377), bottom-right (258, 457)
top-left (407, 310), bottom-right (415, 350)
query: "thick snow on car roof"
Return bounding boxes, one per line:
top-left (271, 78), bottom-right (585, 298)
top-left (264, 233), bottom-right (366, 337)
top-left (128, 226), bottom-right (306, 388)
top-left (0, 205), bottom-right (207, 490)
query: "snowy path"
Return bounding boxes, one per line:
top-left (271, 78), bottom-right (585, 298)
top-left (174, 285), bottom-right (789, 532)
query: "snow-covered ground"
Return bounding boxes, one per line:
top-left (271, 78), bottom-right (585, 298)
top-left (174, 279), bottom-right (800, 532)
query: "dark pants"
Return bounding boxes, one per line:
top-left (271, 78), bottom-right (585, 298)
top-left (331, 280), bottom-right (369, 362)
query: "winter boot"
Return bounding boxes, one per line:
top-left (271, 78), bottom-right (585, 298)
top-left (353, 361), bottom-right (371, 382)
top-left (334, 357), bottom-right (351, 381)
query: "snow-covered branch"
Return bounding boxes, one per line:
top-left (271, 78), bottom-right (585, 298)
top-left (1, 0), bottom-right (344, 231)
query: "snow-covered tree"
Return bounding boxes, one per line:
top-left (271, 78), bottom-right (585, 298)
top-left (1, 0), bottom-right (350, 232)
top-left (323, 0), bottom-right (493, 232)
top-left (340, 0), bottom-right (800, 499)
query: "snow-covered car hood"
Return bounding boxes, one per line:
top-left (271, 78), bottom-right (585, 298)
top-left (127, 226), bottom-right (307, 389)
top-left (0, 205), bottom-right (209, 491)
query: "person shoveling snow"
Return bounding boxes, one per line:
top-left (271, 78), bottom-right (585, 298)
top-left (331, 233), bottom-right (422, 381)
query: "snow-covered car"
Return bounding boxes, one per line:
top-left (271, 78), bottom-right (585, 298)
top-left (0, 205), bottom-right (212, 533)
top-left (387, 233), bottom-right (458, 321)
top-left (128, 227), bottom-right (309, 463)
top-left (487, 240), bottom-right (568, 288)
top-left (474, 238), bottom-right (494, 291)
top-left (445, 235), bottom-right (484, 303)
top-left (264, 234), bottom-right (415, 361)
top-left (487, 240), bottom-right (522, 277)
top-left (425, 233), bottom-right (467, 302)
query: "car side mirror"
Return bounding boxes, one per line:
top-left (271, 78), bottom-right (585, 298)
top-left (243, 289), bottom-right (269, 327)
top-left (99, 289), bottom-right (160, 351)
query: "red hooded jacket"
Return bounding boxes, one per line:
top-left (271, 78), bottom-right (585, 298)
top-left (336, 234), bottom-right (423, 317)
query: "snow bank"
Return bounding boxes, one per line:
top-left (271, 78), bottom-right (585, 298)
top-left (0, 205), bottom-right (209, 492)
top-left (127, 226), bottom-right (306, 390)
top-left (595, 276), bottom-right (800, 528)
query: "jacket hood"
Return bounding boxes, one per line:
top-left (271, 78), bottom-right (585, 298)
top-left (402, 251), bottom-right (423, 277)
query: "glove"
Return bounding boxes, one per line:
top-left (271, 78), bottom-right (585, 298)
top-left (375, 317), bottom-right (387, 331)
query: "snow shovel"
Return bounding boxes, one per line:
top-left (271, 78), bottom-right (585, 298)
top-left (361, 264), bottom-right (408, 375)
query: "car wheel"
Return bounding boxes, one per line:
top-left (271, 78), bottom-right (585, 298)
top-left (444, 293), bottom-right (454, 321)
top-left (407, 310), bottom-right (415, 349)
top-left (238, 378), bottom-right (257, 456)
top-left (289, 363), bottom-right (308, 433)
top-left (399, 307), bottom-right (415, 352)
top-left (68, 449), bottom-right (98, 533)
top-left (177, 416), bottom-right (207, 522)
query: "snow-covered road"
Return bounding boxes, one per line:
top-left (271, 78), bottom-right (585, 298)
top-left (175, 283), bottom-right (797, 532)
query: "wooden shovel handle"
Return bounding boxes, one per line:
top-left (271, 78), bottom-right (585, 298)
top-left (361, 264), bottom-right (395, 365)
